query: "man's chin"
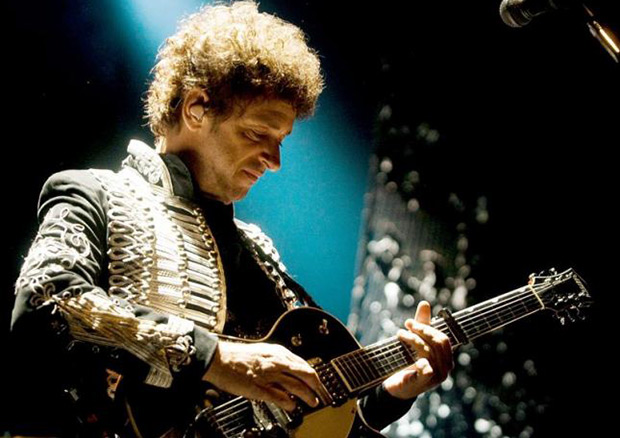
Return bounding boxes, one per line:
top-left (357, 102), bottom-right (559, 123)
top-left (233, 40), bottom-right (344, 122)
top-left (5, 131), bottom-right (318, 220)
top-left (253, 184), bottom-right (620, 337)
top-left (229, 186), bottom-right (251, 203)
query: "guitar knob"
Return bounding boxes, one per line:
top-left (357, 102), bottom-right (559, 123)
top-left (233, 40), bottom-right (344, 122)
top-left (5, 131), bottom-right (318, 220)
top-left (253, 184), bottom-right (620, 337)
top-left (205, 389), bottom-right (220, 399)
top-left (318, 319), bottom-right (330, 335)
top-left (242, 427), bottom-right (262, 438)
top-left (291, 334), bottom-right (303, 347)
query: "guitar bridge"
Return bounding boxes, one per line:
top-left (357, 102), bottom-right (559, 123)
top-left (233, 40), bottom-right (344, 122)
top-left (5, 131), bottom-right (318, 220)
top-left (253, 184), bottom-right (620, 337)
top-left (251, 400), bottom-right (296, 436)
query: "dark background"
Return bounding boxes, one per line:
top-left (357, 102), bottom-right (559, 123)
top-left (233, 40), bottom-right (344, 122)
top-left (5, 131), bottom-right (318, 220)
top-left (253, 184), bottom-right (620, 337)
top-left (3, 0), bottom-right (618, 435)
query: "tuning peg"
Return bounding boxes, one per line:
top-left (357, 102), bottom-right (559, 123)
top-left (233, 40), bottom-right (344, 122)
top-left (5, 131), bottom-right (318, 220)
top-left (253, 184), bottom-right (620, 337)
top-left (558, 315), bottom-right (567, 326)
top-left (576, 309), bottom-right (588, 321)
top-left (553, 310), bottom-right (568, 326)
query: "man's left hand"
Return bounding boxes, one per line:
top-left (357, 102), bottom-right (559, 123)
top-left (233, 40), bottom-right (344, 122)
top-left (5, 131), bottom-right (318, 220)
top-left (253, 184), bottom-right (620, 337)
top-left (382, 301), bottom-right (454, 400)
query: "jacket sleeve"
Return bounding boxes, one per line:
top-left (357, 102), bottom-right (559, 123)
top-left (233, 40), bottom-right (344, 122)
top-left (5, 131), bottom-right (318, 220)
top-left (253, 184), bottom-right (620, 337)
top-left (358, 383), bottom-right (416, 432)
top-left (11, 170), bottom-right (219, 389)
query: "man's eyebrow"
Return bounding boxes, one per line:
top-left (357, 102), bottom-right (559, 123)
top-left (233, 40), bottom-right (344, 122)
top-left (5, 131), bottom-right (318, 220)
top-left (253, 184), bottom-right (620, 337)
top-left (246, 115), bottom-right (294, 136)
top-left (250, 109), bottom-right (294, 128)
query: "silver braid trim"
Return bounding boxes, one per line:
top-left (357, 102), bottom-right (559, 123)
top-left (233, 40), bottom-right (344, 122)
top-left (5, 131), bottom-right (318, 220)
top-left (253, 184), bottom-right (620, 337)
top-left (82, 143), bottom-right (228, 386)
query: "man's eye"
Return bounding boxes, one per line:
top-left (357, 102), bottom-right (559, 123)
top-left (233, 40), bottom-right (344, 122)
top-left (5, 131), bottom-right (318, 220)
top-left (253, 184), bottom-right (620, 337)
top-left (245, 130), bottom-right (284, 148)
top-left (246, 131), bottom-right (265, 142)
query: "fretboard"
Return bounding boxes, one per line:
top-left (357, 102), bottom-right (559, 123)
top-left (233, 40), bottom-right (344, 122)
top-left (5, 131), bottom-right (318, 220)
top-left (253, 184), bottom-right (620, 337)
top-left (331, 285), bottom-right (547, 394)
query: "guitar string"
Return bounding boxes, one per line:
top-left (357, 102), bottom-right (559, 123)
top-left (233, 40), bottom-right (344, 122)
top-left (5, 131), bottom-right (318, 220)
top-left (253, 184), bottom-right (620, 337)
top-left (406, 286), bottom-right (547, 342)
top-left (330, 293), bottom-right (536, 388)
top-left (214, 305), bottom-right (542, 435)
top-left (219, 406), bottom-right (268, 438)
top-left (437, 287), bottom-right (549, 334)
top-left (336, 288), bottom-right (551, 387)
top-left (210, 284), bottom-right (557, 428)
top-left (210, 362), bottom-right (334, 417)
top-left (334, 344), bottom-right (409, 388)
top-left (211, 399), bottom-right (252, 433)
top-left (221, 419), bottom-right (251, 438)
top-left (357, 289), bottom-right (543, 365)
top-left (214, 362), bottom-right (344, 435)
top-left (212, 362), bottom-right (336, 432)
top-left (347, 288), bottom-right (542, 365)
top-left (439, 285), bottom-right (549, 331)
top-left (334, 350), bottom-right (406, 387)
top-left (366, 284), bottom-right (551, 360)
top-left (215, 404), bottom-right (252, 427)
top-left (214, 410), bottom-right (252, 436)
top-left (212, 397), bottom-right (251, 416)
top-left (262, 285), bottom-right (552, 396)
top-left (338, 348), bottom-right (378, 387)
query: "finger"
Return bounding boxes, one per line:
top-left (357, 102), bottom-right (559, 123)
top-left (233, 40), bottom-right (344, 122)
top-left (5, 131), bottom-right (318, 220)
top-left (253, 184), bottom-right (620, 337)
top-left (405, 320), bottom-right (452, 353)
top-left (414, 300), bottom-right (432, 325)
top-left (401, 368), bottom-right (420, 385)
top-left (414, 358), bottom-right (434, 379)
top-left (397, 329), bottom-right (431, 357)
top-left (274, 374), bottom-right (320, 408)
top-left (391, 368), bottom-right (420, 392)
top-left (258, 383), bottom-right (298, 412)
top-left (403, 324), bottom-right (452, 382)
top-left (264, 344), bottom-right (328, 403)
top-left (277, 352), bottom-right (324, 395)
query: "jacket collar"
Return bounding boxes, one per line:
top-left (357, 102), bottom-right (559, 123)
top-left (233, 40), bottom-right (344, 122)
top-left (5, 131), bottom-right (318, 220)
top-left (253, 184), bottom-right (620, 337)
top-left (122, 139), bottom-right (234, 220)
top-left (123, 138), bottom-right (195, 200)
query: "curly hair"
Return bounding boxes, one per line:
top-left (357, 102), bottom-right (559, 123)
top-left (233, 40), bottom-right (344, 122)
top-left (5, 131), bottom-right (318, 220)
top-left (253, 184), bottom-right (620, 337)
top-left (145, 1), bottom-right (324, 140)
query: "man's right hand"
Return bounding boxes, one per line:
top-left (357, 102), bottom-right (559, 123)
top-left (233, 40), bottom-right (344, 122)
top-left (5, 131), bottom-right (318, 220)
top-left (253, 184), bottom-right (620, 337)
top-left (203, 341), bottom-right (323, 412)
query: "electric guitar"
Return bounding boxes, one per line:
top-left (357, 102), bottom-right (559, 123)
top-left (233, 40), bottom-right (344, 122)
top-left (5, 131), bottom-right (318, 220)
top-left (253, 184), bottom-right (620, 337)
top-left (120, 268), bottom-right (591, 438)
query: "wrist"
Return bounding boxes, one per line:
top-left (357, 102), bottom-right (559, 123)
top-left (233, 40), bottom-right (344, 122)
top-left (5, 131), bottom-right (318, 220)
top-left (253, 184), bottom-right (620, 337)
top-left (201, 339), bottom-right (222, 382)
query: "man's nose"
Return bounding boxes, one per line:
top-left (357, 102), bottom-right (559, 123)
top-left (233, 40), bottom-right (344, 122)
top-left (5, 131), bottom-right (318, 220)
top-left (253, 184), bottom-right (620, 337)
top-left (260, 143), bottom-right (281, 171)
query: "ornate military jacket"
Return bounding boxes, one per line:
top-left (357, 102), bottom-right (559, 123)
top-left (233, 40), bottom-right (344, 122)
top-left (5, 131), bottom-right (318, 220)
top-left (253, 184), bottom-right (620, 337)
top-left (11, 139), bottom-right (412, 436)
top-left (12, 139), bottom-right (309, 390)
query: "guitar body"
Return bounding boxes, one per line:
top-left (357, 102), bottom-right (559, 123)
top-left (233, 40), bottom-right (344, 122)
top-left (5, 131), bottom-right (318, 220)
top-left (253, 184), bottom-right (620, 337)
top-left (121, 307), bottom-right (385, 438)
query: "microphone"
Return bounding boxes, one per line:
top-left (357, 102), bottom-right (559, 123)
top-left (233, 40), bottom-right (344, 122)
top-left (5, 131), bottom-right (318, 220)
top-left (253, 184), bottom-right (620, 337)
top-left (499, 0), bottom-right (579, 28)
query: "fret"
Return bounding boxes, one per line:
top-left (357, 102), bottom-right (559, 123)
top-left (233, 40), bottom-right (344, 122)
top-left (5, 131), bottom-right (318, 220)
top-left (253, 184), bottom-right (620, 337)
top-left (361, 350), bottom-right (383, 380)
top-left (368, 347), bottom-right (405, 377)
top-left (351, 350), bottom-right (376, 384)
top-left (333, 340), bottom-right (417, 393)
top-left (400, 340), bottom-right (416, 363)
top-left (450, 287), bottom-right (544, 343)
top-left (481, 314), bottom-right (493, 331)
top-left (332, 355), bottom-right (360, 391)
top-left (365, 342), bottom-right (403, 376)
top-left (344, 354), bottom-right (364, 389)
top-left (520, 298), bottom-right (532, 314)
top-left (426, 287), bottom-right (549, 347)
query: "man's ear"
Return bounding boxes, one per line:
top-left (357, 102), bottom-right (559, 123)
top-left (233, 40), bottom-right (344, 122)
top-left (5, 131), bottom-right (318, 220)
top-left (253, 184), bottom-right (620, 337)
top-left (182, 88), bottom-right (210, 131)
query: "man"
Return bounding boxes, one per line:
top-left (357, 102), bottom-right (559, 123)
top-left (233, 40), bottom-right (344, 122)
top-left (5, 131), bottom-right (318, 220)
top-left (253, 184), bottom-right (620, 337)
top-left (11, 2), bottom-right (452, 436)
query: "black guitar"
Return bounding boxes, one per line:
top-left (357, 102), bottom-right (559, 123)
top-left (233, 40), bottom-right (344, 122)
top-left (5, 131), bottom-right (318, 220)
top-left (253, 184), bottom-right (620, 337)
top-left (120, 268), bottom-right (591, 438)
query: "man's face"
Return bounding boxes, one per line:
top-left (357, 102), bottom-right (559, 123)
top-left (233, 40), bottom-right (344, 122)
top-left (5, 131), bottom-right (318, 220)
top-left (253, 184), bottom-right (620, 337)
top-left (184, 98), bottom-right (296, 204)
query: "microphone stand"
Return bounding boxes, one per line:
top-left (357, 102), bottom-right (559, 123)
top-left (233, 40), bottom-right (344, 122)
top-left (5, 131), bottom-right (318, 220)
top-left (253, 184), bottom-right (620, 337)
top-left (581, 3), bottom-right (619, 63)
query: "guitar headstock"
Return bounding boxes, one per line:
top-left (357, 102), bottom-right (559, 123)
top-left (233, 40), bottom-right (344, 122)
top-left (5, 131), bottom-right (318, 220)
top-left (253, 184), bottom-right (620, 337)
top-left (529, 268), bottom-right (593, 325)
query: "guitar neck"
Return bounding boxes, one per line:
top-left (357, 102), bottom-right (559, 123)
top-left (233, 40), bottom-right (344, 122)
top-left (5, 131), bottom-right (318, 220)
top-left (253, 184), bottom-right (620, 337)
top-left (331, 284), bottom-right (547, 395)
